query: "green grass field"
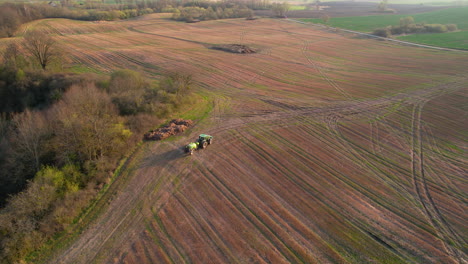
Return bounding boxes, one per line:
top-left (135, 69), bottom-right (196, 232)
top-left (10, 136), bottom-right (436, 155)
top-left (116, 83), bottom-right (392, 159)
top-left (299, 7), bottom-right (468, 49)
top-left (299, 0), bottom-right (467, 5)
top-left (397, 30), bottom-right (468, 49)
top-left (289, 5), bottom-right (307, 11)
top-left (300, 7), bottom-right (468, 31)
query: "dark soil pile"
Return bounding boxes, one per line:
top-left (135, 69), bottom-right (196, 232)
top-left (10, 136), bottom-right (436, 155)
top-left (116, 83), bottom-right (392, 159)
top-left (211, 44), bottom-right (256, 54)
top-left (144, 119), bottom-right (194, 140)
top-left (186, 19), bottom-right (201, 23)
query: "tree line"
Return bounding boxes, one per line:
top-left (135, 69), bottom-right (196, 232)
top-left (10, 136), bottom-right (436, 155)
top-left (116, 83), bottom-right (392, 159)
top-left (0, 29), bottom-right (194, 263)
top-left (171, 0), bottom-right (294, 22)
top-left (0, 2), bottom-right (153, 38)
top-left (0, 0), bottom-right (276, 38)
top-left (171, 2), bottom-right (254, 22)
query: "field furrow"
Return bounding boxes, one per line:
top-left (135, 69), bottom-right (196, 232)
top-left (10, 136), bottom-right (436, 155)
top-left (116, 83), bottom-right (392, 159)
top-left (15, 15), bottom-right (466, 264)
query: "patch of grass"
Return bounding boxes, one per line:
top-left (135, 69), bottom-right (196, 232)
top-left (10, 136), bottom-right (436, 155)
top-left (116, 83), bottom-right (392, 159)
top-left (301, 16), bottom-right (409, 32)
top-left (178, 92), bottom-right (213, 121)
top-left (387, 0), bottom-right (463, 3)
top-left (306, 0), bottom-right (467, 5)
top-left (440, 139), bottom-right (463, 154)
top-left (399, 0), bottom-right (466, 4)
top-left (300, 7), bottom-right (468, 32)
top-left (397, 30), bottom-right (468, 49)
top-left (411, 7), bottom-right (468, 29)
top-left (249, 83), bottom-right (270, 90)
top-left (299, 7), bottom-right (468, 49)
top-left (66, 64), bottom-right (102, 74)
top-left (289, 5), bottom-right (307, 10)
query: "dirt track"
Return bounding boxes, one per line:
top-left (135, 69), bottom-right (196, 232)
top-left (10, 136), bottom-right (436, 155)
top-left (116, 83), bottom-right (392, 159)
top-left (15, 15), bottom-right (468, 264)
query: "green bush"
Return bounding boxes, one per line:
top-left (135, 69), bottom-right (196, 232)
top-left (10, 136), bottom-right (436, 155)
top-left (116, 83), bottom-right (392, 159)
top-left (373, 27), bottom-right (392, 37)
top-left (407, 24), bottom-right (426, 33)
top-left (138, 8), bottom-right (154, 15)
top-left (374, 22), bottom-right (458, 36)
top-left (0, 164), bottom-right (98, 263)
top-left (424, 24), bottom-right (447, 33)
top-left (172, 4), bottom-right (253, 22)
top-left (161, 6), bottom-right (178, 13)
top-left (108, 70), bottom-right (151, 115)
top-left (390, 25), bottom-right (404, 35)
top-left (446, 24), bottom-right (458, 31)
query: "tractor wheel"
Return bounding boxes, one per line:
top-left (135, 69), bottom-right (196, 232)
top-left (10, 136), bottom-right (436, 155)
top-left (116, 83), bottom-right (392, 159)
top-left (208, 138), bottom-right (213, 145)
top-left (190, 149), bottom-right (194, 155)
top-left (202, 141), bottom-right (208, 149)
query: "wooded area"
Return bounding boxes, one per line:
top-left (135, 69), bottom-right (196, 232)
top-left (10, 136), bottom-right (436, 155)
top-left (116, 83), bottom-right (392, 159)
top-left (0, 0), bottom-right (275, 38)
top-left (0, 29), bottom-right (194, 262)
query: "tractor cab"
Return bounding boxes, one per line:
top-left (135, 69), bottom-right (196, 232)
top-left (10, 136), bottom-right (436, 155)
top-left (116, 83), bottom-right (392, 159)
top-left (197, 134), bottom-right (213, 149)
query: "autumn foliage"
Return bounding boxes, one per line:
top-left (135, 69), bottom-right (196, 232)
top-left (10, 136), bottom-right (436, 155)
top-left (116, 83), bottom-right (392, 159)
top-left (0, 61), bottom-right (194, 262)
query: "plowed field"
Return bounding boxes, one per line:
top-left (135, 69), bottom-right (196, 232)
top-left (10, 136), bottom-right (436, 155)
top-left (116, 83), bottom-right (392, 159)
top-left (12, 14), bottom-right (467, 264)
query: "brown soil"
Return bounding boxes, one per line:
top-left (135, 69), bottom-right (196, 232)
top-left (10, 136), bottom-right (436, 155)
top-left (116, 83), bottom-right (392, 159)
top-left (144, 119), bottom-right (193, 140)
top-left (33, 15), bottom-right (468, 264)
top-left (211, 44), bottom-right (256, 54)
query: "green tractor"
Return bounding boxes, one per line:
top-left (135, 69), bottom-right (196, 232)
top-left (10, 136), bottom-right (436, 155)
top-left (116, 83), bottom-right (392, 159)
top-left (185, 134), bottom-right (213, 155)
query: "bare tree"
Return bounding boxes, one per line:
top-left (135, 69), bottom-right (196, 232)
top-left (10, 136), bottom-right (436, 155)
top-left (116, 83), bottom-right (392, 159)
top-left (51, 83), bottom-right (127, 164)
top-left (0, 5), bottom-right (21, 38)
top-left (315, 0), bottom-right (321, 11)
top-left (377, 0), bottom-right (388, 12)
top-left (4, 42), bottom-right (20, 68)
top-left (161, 72), bottom-right (194, 97)
top-left (10, 109), bottom-right (49, 172)
top-left (108, 69), bottom-right (148, 115)
top-left (400, 16), bottom-right (414, 30)
top-left (321, 14), bottom-right (330, 24)
top-left (3, 42), bottom-right (29, 70)
top-left (23, 30), bottom-right (60, 70)
top-left (271, 2), bottom-right (290, 18)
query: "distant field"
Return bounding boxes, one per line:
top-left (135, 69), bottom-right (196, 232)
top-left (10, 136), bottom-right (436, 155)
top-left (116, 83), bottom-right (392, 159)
top-left (299, 7), bottom-right (468, 49)
top-left (302, 15), bottom-right (416, 32)
top-left (1, 0), bottom-right (466, 5)
top-left (300, 7), bottom-right (468, 31)
top-left (304, 0), bottom-right (467, 4)
top-left (289, 5), bottom-right (307, 10)
top-left (397, 30), bottom-right (468, 49)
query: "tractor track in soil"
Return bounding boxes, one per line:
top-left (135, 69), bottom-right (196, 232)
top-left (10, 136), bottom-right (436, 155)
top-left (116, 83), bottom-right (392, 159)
top-left (277, 22), bottom-right (350, 100)
top-left (277, 21), bottom-right (406, 180)
top-left (317, 75), bottom-right (467, 263)
top-left (423, 126), bottom-right (466, 197)
top-left (279, 23), bottom-right (468, 258)
top-left (30, 17), bottom-right (468, 264)
top-left (410, 97), bottom-right (467, 264)
top-left (47, 78), bottom-right (467, 264)
top-left (277, 22), bottom-right (419, 207)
